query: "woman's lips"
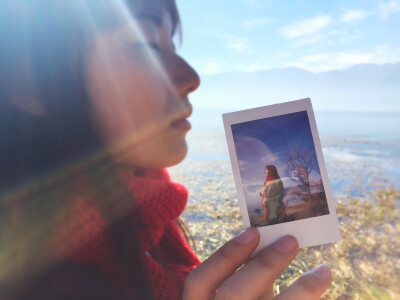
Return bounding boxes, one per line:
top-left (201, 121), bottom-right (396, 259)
top-left (171, 118), bottom-right (191, 131)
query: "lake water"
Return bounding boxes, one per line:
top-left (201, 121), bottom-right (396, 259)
top-left (177, 109), bottom-right (400, 200)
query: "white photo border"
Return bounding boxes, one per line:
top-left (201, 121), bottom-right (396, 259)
top-left (223, 98), bottom-right (341, 255)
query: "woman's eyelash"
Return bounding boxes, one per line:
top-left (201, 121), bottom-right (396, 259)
top-left (135, 42), bottom-right (161, 52)
top-left (147, 42), bottom-right (161, 51)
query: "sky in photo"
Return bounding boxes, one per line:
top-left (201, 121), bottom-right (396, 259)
top-left (231, 111), bottom-right (323, 209)
top-left (177, 0), bottom-right (400, 74)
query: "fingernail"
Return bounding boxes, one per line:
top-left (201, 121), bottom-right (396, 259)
top-left (310, 264), bottom-right (332, 282)
top-left (274, 236), bottom-right (298, 253)
top-left (236, 228), bottom-right (257, 244)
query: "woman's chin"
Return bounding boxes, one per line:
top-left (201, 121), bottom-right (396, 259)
top-left (127, 140), bottom-right (188, 169)
top-left (162, 142), bottom-right (189, 168)
top-left (108, 133), bottom-right (189, 169)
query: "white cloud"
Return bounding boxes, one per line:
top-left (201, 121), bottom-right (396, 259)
top-left (198, 61), bottom-right (226, 75)
top-left (301, 54), bottom-right (330, 63)
top-left (280, 10), bottom-right (372, 49)
top-left (292, 34), bottom-right (325, 48)
top-left (237, 64), bottom-right (268, 72)
top-left (340, 9), bottom-right (370, 23)
top-left (244, 18), bottom-right (274, 28)
top-left (279, 14), bottom-right (332, 39)
top-left (259, 154), bottom-right (279, 169)
top-left (286, 46), bottom-right (400, 72)
top-left (224, 35), bottom-right (250, 53)
top-left (287, 52), bottom-right (373, 72)
top-left (373, 45), bottom-right (400, 64)
top-left (335, 53), bottom-right (374, 64)
top-left (292, 29), bottom-right (343, 48)
top-left (238, 160), bottom-right (249, 169)
top-left (378, 0), bottom-right (400, 19)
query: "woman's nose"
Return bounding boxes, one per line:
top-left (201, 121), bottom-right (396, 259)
top-left (170, 55), bottom-right (200, 96)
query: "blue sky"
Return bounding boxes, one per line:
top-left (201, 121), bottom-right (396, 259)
top-left (177, 0), bottom-right (400, 74)
top-left (232, 111), bottom-right (316, 154)
top-left (231, 111), bottom-right (318, 182)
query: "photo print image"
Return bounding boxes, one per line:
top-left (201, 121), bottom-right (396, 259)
top-left (231, 111), bottom-right (330, 228)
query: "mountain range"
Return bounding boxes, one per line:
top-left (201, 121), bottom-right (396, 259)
top-left (190, 62), bottom-right (400, 112)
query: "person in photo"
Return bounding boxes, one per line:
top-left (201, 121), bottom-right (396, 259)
top-left (261, 165), bottom-right (285, 225)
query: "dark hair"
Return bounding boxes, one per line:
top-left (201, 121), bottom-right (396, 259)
top-left (0, 1), bottom-right (182, 299)
top-left (265, 165), bottom-right (280, 180)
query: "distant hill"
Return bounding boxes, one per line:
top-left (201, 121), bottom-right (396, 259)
top-left (191, 63), bottom-right (400, 112)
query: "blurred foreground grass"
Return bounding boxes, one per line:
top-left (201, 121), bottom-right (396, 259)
top-left (181, 186), bottom-right (400, 299)
top-left (170, 130), bottom-right (400, 298)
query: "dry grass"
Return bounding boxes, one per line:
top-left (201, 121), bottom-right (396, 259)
top-left (250, 192), bottom-right (330, 227)
top-left (276, 190), bottom-right (400, 299)
top-left (169, 152), bottom-right (400, 299)
top-left (183, 189), bottom-right (400, 299)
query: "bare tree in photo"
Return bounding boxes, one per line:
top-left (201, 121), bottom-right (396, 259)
top-left (285, 148), bottom-right (318, 203)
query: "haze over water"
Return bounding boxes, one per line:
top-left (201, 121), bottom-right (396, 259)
top-left (185, 108), bottom-right (400, 198)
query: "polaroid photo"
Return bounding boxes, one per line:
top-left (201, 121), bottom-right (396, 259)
top-left (223, 98), bottom-right (341, 255)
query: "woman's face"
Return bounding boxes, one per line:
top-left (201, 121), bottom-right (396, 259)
top-left (85, 9), bottom-right (200, 169)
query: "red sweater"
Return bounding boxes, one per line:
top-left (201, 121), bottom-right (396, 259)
top-left (19, 169), bottom-right (200, 299)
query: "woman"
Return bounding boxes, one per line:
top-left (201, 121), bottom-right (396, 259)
top-left (0, 1), bottom-right (332, 299)
top-left (261, 165), bottom-right (285, 225)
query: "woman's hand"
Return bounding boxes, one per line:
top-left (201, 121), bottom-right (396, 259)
top-left (183, 228), bottom-right (332, 300)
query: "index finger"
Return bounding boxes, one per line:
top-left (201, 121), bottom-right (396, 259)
top-left (183, 228), bottom-right (260, 300)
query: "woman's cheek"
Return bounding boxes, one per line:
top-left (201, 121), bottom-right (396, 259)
top-left (86, 44), bottom-right (170, 145)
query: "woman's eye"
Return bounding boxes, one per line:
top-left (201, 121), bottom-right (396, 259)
top-left (146, 42), bottom-right (161, 52)
top-left (133, 42), bottom-right (161, 53)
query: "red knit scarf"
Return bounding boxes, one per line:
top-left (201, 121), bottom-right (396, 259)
top-left (54, 169), bottom-right (200, 299)
top-left (265, 175), bottom-right (274, 184)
